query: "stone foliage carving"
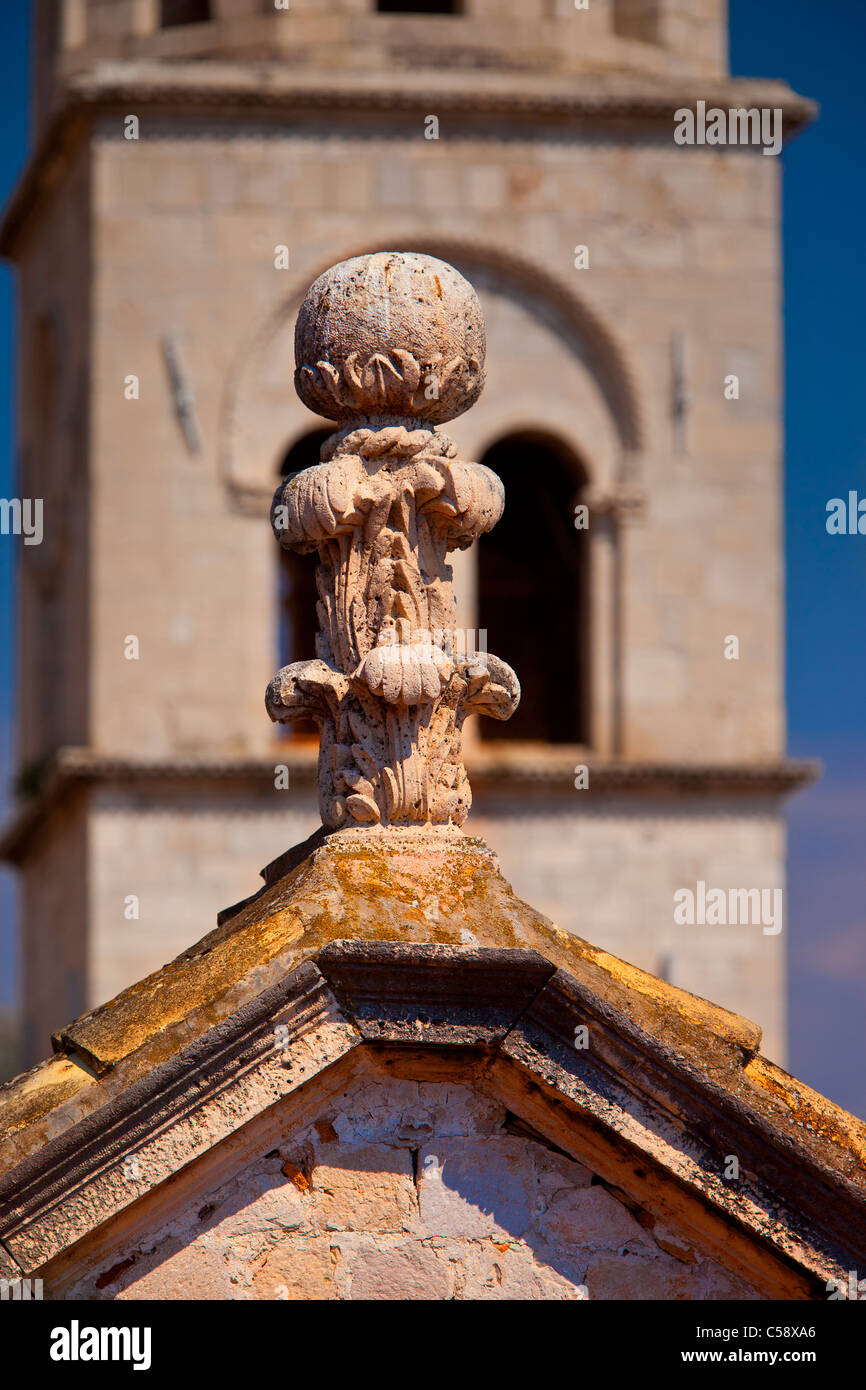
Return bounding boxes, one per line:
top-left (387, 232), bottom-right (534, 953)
top-left (267, 252), bottom-right (519, 828)
top-left (297, 350), bottom-right (483, 422)
top-left (293, 251), bottom-right (486, 427)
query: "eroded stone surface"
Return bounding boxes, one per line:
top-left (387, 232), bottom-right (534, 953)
top-left (56, 1077), bottom-right (760, 1302)
top-left (3, 844), bottom-right (864, 1300)
top-left (268, 253), bottom-right (519, 830)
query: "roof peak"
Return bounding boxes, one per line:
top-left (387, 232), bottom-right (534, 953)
top-left (1, 827), bottom-right (864, 1294)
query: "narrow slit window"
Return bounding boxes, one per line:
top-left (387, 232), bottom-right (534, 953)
top-left (376, 1), bottom-right (463, 14)
top-left (160, 0), bottom-right (212, 28)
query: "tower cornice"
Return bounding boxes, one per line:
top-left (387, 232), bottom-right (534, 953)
top-left (0, 746), bottom-right (820, 867)
top-left (0, 63), bottom-right (816, 259)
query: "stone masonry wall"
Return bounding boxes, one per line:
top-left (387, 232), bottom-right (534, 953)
top-left (63, 1077), bottom-right (761, 1301)
top-left (473, 792), bottom-right (788, 1062)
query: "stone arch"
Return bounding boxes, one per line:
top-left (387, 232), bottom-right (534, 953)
top-left (219, 235), bottom-right (646, 506)
top-left (386, 236), bottom-right (646, 456)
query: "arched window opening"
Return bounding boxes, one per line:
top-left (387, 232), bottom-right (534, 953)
top-left (376, 0), bottom-right (463, 13)
top-left (276, 428), bottom-right (333, 738)
top-left (160, 0), bottom-right (212, 28)
top-left (477, 433), bottom-right (590, 745)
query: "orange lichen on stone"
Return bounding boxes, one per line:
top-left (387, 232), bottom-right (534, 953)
top-left (744, 1055), bottom-right (866, 1173)
top-left (0, 1054), bottom-right (95, 1137)
top-left (281, 1160), bottom-right (311, 1194)
top-left (7, 830), bottom-right (755, 1092)
top-left (51, 902), bottom-right (308, 1074)
top-left (0, 826), bottom-right (862, 1223)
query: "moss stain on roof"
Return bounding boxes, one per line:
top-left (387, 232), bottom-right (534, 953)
top-left (0, 828), bottom-right (863, 1192)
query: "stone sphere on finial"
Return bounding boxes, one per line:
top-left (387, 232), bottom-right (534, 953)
top-left (294, 251), bottom-right (486, 425)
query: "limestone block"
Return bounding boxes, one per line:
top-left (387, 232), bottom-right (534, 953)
top-left (418, 162), bottom-right (461, 209)
top-left (322, 1080), bottom-right (504, 1146)
top-left (378, 161), bottom-right (415, 209)
top-left (337, 1236), bottom-right (453, 1301)
top-left (252, 1236), bottom-right (337, 1301)
top-left (538, 1184), bottom-right (653, 1251)
top-left (586, 1251), bottom-right (698, 1300)
top-left (310, 1143), bottom-right (416, 1233)
top-left (532, 1147), bottom-right (594, 1209)
top-left (199, 1170), bottom-right (308, 1240)
top-left (417, 1137), bottom-right (535, 1240)
top-left (457, 1238), bottom-right (588, 1301)
top-left (465, 165), bottom-right (507, 212)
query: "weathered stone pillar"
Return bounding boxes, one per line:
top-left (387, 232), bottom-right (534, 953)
top-left (267, 252), bottom-right (520, 830)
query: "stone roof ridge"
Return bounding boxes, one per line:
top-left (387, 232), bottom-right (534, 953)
top-left (0, 920), bottom-right (864, 1292)
top-left (0, 830), bottom-right (862, 1191)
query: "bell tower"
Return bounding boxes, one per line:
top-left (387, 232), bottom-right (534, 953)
top-left (2, 0), bottom-right (814, 1064)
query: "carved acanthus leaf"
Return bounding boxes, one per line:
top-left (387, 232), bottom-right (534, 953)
top-left (297, 350), bottom-right (482, 420)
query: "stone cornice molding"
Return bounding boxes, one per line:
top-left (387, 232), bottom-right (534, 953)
top-left (0, 65), bottom-right (816, 258)
top-left (0, 942), bottom-right (861, 1295)
top-left (66, 64), bottom-right (818, 124)
top-left (0, 747), bottom-right (820, 865)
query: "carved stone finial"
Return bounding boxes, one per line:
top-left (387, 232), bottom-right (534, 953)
top-left (293, 251), bottom-right (486, 425)
top-left (267, 251), bottom-right (520, 830)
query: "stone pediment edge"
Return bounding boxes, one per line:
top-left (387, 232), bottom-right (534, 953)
top-left (0, 944), bottom-right (862, 1291)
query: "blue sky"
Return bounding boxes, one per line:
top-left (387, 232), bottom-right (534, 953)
top-left (727, 0), bottom-right (866, 1117)
top-left (0, 1), bottom-right (864, 1112)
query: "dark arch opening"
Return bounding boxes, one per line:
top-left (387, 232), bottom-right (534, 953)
top-left (160, 0), bottom-right (211, 27)
top-left (276, 428), bottom-right (333, 737)
top-left (477, 433), bottom-right (590, 745)
top-left (376, 0), bottom-right (462, 12)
